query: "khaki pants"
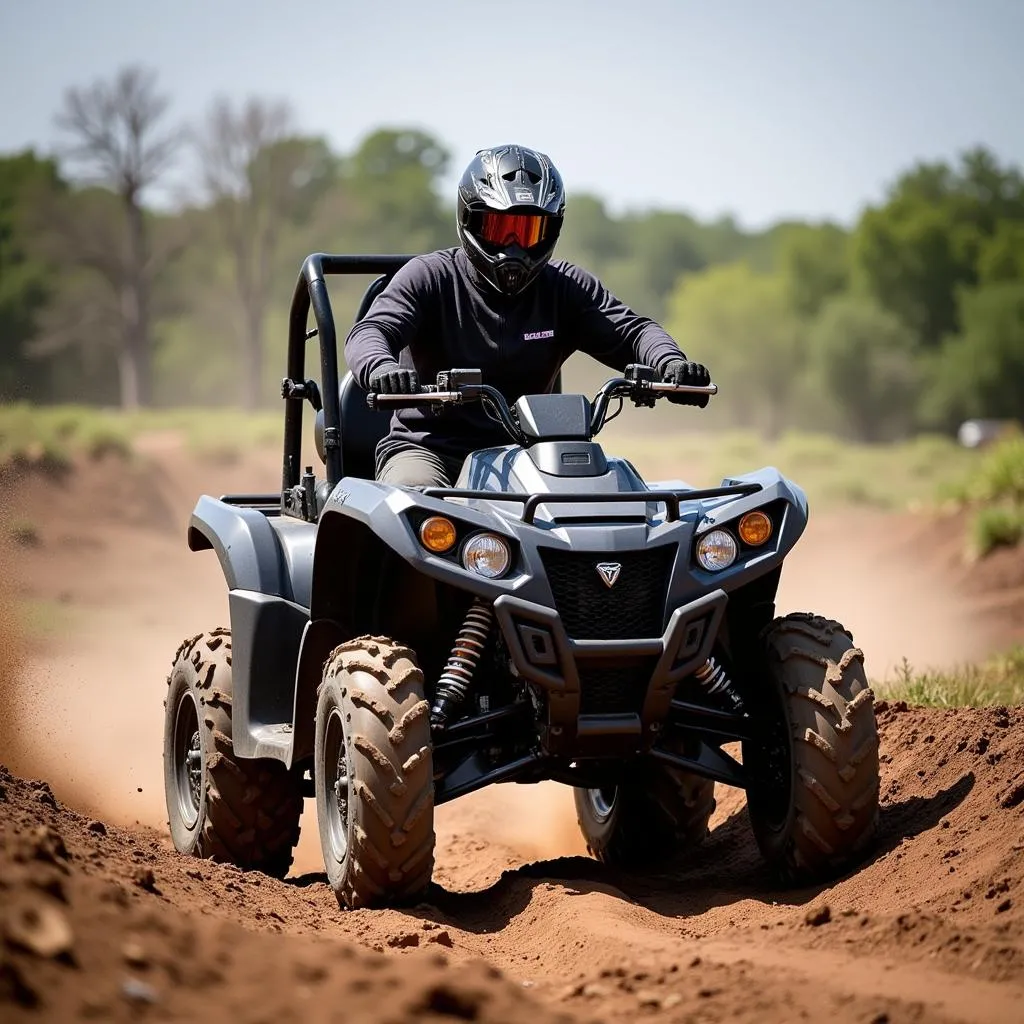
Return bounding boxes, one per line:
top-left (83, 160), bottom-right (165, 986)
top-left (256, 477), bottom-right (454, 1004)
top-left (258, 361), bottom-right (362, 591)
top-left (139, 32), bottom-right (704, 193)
top-left (376, 442), bottom-right (465, 488)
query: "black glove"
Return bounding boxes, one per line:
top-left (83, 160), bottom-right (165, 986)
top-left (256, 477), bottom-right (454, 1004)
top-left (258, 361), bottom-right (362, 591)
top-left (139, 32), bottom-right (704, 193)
top-left (369, 363), bottom-right (420, 395)
top-left (662, 359), bottom-right (711, 407)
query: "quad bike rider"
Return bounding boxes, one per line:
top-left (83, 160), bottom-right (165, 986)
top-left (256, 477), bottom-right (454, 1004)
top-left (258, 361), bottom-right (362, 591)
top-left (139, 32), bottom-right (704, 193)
top-left (164, 146), bottom-right (880, 909)
top-left (349, 144), bottom-right (714, 489)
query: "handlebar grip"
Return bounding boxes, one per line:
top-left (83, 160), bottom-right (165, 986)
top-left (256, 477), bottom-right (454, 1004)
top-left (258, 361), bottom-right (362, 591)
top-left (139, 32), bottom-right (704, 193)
top-left (366, 387), bottom-right (458, 410)
top-left (367, 393), bottom-right (425, 409)
top-left (648, 381), bottom-right (718, 396)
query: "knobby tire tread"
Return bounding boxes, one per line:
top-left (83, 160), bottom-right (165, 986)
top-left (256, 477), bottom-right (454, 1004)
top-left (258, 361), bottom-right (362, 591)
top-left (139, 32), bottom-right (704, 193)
top-left (318, 635), bottom-right (434, 909)
top-left (752, 611), bottom-right (880, 880)
top-left (165, 629), bottom-right (303, 878)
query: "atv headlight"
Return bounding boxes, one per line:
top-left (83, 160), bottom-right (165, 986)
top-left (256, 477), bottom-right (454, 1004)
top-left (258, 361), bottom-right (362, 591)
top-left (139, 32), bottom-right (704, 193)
top-left (461, 533), bottom-right (511, 578)
top-left (696, 529), bottom-right (738, 572)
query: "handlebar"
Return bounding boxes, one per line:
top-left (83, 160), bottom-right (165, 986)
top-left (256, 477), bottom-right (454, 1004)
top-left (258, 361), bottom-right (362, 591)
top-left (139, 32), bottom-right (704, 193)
top-left (366, 368), bottom-right (717, 444)
top-left (589, 377), bottom-right (717, 434)
top-left (368, 380), bottom-right (526, 441)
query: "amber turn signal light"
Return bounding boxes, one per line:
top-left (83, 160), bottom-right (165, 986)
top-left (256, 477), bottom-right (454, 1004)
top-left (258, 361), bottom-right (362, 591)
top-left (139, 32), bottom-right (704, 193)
top-left (738, 510), bottom-right (773, 546)
top-left (419, 516), bottom-right (458, 553)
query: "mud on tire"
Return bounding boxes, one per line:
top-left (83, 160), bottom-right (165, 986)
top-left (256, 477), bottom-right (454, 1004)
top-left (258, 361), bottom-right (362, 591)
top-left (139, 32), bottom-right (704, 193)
top-left (163, 628), bottom-right (303, 878)
top-left (315, 635), bottom-right (434, 909)
top-left (744, 612), bottom-right (880, 881)
top-left (574, 759), bottom-right (715, 868)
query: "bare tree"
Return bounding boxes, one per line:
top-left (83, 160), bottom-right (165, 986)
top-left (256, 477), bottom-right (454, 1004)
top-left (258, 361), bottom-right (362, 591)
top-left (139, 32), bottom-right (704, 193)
top-left (196, 96), bottom-right (301, 409)
top-left (55, 65), bottom-right (179, 408)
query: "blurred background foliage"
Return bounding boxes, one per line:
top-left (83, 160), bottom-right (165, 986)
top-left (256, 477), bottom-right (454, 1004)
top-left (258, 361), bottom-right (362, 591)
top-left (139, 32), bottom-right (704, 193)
top-left (2, 65), bottom-right (1023, 442)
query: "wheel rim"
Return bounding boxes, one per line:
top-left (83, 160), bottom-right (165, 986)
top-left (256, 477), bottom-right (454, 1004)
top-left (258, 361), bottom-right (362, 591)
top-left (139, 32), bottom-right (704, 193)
top-left (747, 687), bottom-right (793, 832)
top-left (586, 786), bottom-right (618, 823)
top-left (323, 707), bottom-right (350, 864)
top-left (173, 689), bottom-right (202, 829)
top-left (760, 730), bottom-right (792, 830)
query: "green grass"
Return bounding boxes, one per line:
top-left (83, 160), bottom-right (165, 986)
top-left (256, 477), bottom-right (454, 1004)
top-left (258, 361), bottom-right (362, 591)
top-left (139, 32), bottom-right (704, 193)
top-left (608, 427), bottom-right (978, 511)
top-left (0, 404), bottom-right (282, 471)
top-left (937, 435), bottom-right (1024, 557)
top-left (0, 404), bottom-right (128, 471)
top-left (874, 648), bottom-right (1024, 707)
top-left (975, 436), bottom-right (1024, 504)
top-left (972, 504), bottom-right (1024, 556)
top-left (177, 411), bottom-right (282, 462)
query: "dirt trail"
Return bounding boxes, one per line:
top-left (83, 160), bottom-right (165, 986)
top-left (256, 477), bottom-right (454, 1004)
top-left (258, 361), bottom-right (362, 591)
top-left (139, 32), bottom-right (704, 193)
top-left (3, 705), bottom-right (1022, 1023)
top-left (2, 446), bottom-right (1023, 1022)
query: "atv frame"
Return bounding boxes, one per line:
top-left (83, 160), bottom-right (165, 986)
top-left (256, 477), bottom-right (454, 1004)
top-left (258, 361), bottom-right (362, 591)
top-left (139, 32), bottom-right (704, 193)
top-left (168, 253), bottom-right (880, 905)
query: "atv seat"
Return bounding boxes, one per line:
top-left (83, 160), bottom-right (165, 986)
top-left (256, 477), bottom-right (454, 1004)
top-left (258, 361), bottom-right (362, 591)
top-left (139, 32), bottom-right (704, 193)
top-left (338, 371), bottom-right (390, 479)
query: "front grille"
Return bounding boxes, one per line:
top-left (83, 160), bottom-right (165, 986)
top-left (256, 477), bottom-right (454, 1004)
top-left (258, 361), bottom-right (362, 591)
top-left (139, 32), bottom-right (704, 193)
top-left (578, 662), bottom-right (655, 715)
top-left (539, 545), bottom-right (676, 640)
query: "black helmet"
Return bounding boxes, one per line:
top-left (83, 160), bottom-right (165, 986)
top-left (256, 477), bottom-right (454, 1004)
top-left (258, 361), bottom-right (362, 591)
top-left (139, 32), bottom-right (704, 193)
top-left (457, 145), bottom-right (565, 296)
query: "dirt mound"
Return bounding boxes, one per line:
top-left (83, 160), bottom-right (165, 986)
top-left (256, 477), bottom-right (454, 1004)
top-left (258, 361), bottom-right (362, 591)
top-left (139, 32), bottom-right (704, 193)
top-left (412, 705), bottom-right (1024, 1022)
top-left (4, 706), bottom-right (1023, 1023)
top-left (0, 767), bottom-right (571, 1024)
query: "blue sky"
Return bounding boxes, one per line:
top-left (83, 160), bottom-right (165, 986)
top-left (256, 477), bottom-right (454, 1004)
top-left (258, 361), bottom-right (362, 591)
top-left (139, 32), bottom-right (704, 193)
top-left (1, 0), bottom-right (1021, 228)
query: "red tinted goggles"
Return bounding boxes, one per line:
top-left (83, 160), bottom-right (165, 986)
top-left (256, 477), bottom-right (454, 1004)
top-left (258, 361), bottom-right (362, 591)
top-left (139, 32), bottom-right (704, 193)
top-left (474, 212), bottom-right (552, 249)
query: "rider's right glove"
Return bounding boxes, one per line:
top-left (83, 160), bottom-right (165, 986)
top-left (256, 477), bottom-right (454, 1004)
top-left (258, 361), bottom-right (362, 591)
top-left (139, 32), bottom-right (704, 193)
top-left (661, 359), bottom-right (711, 408)
top-left (369, 363), bottom-right (420, 395)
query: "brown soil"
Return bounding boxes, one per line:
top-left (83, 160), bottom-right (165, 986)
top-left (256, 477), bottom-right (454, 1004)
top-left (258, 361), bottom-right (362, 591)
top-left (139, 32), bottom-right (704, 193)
top-left (0, 769), bottom-right (570, 1023)
top-left (1, 445), bottom-right (1023, 1023)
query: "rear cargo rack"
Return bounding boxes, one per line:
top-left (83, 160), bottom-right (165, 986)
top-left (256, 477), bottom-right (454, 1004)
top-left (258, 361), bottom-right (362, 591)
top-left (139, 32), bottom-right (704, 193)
top-left (422, 482), bottom-right (762, 524)
top-left (218, 493), bottom-right (281, 515)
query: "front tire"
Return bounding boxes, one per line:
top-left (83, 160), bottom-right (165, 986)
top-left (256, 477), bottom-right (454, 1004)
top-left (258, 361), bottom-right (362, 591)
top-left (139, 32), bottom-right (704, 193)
top-left (315, 636), bottom-right (435, 909)
top-left (744, 612), bottom-right (880, 881)
top-left (574, 759), bottom-right (715, 868)
top-left (163, 628), bottom-right (304, 877)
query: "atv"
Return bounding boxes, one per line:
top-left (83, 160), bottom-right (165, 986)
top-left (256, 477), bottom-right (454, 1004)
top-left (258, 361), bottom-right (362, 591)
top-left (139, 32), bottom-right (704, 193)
top-left (163, 253), bottom-right (880, 908)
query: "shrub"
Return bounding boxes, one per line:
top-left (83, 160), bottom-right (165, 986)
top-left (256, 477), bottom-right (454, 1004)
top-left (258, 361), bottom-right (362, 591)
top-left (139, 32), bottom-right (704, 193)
top-left (975, 436), bottom-right (1024, 504)
top-left (972, 505), bottom-right (1024, 557)
top-left (940, 435), bottom-right (1024, 557)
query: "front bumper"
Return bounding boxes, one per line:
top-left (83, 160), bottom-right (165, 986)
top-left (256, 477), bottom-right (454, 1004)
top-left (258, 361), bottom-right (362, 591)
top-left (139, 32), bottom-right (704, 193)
top-left (493, 588), bottom-right (727, 756)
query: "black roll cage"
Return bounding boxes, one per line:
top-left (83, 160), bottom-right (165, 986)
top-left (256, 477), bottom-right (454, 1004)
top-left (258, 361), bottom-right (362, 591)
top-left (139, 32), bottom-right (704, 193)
top-left (283, 253), bottom-right (415, 499)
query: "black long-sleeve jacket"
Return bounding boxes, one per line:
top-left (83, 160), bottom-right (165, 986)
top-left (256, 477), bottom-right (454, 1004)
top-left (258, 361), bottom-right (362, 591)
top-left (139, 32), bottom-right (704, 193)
top-left (344, 246), bottom-right (686, 462)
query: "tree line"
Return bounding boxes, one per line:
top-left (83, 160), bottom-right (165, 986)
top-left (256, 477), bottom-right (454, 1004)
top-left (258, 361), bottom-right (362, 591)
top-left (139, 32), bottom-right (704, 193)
top-left (1, 65), bottom-right (1022, 439)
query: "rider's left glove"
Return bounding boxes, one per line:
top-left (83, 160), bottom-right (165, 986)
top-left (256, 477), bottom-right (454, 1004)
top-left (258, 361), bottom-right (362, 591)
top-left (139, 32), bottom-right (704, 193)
top-left (661, 359), bottom-right (711, 407)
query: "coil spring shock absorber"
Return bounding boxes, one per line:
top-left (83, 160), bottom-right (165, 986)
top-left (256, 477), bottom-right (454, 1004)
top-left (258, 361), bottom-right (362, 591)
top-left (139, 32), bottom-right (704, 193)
top-left (694, 656), bottom-right (745, 714)
top-left (430, 598), bottom-right (494, 728)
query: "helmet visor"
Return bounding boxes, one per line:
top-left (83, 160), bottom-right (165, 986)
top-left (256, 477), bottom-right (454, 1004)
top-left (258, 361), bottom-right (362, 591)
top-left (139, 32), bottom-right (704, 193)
top-left (473, 211), bottom-right (553, 250)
